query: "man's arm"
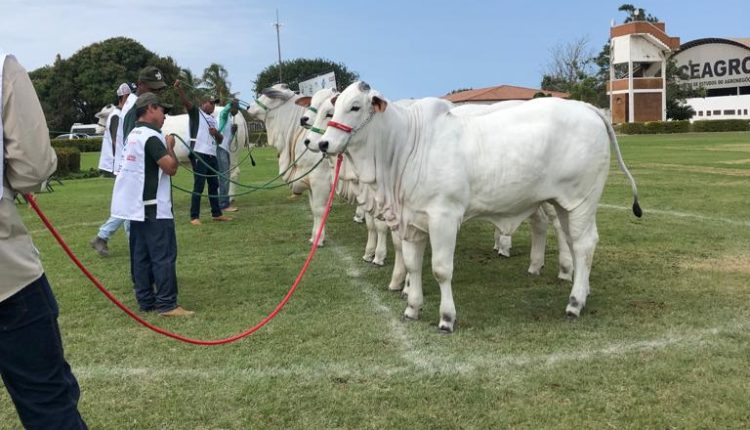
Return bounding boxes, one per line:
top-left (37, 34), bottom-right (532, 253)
top-left (109, 114), bottom-right (120, 155)
top-left (2, 56), bottom-right (56, 192)
top-left (154, 135), bottom-right (178, 176)
top-left (174, 80), bottom-right (193, 111)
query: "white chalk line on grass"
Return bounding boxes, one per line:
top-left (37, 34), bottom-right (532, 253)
top-left (72, 321), bottom-right (747, 382)
top-left (330, 242), bottom-right (436, 372)
top-left (599, 203), bottom-right (750, 228)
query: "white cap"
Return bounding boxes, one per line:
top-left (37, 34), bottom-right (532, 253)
top-left (116, 83), bottom-right (132, 96)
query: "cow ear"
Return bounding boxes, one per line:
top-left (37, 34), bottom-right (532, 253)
top-left (372, 95), bottom-right (388, 113)
top-left (331, 95), bottom-right (338, 106)
top-left (295, 96), bottom-right (312, 107)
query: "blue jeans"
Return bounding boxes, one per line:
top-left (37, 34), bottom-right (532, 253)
top-left (129, 217), bottom-right (178, 312)
top-left (216, 147), bottom-right (231, 209)
top-left (97, 215), bottom-right (130, 241)
top-left (0, 275), bottom-right (88, 430)
top-left (189, 153), bottom-right (222, 219)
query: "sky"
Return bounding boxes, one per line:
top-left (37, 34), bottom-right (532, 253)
top-left (1, 0), bottom-right (748, 102)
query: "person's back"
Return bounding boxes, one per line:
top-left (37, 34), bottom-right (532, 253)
top-left (1, 52), bottom-right (88, 430)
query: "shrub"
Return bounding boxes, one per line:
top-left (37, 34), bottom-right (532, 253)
top-left (53, 146), bottom-right (81, 175)
top-left (616, 119), bottom-right (749, 134)
top-left (51, 137), bottom-right (102, 152)
top-left (692, 119), bottom-right (750, 133)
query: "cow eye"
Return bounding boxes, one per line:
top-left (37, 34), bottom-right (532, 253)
top-left (350, 106), bottom-right (361, 112)
top-left (325, 113), bottom-right (333, 118)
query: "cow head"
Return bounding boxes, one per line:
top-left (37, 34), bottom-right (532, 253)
top-left (298, 87), bottom-right (337, 130)
top-left (316, 81), bottom-right (388, 154)
top-left (303, 91), bottom-right (339, 151)
top-left (246, 83), bottom-right (296, 122)
top-left (95, 104), bottom-right (117, 127)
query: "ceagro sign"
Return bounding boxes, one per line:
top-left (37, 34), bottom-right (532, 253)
top-left (672, 41), bottom-right (750, 89)
top-left (299, 72), bottom-right (337, 96)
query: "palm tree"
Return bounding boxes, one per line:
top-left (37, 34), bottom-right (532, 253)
top-left (202, 63), bottom-right (231, 103)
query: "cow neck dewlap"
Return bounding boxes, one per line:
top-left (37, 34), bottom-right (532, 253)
top-left (265, 101), bottom-right (305, 177)
top-left (372, 103), bottom-right (423, 232)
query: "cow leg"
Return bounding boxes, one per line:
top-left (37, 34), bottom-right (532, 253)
top-left (387, 232), bottom-right (407, 292)
top-left (429, 218), bottom-right (460, 333)
top-left (401, 236), bottom-right (427, 321)
top-left (362, 212), bottom-right (376, 262)
top-left (372, 218), bottom-right (388, 266)
top-left (308, 186), bottom-right (326, 247)
top-left (527, 207), bottom-right (549, 275)
top-left (494, 228), bottom-right (512, 257)
top-left (353, 205), bottom-right (365, 224)
top-left (546, 204), bottom-right (573, 281)
top-left (556, 204), bottom-right (599, 317)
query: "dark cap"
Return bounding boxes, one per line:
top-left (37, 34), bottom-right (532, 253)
top-left (135, 92), bottom-right (172, 113)
top-left (137, 66), bottom-right (167, 90)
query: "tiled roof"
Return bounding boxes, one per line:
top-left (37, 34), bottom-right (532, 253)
top-left (443, 85), bottom-right (569, 103)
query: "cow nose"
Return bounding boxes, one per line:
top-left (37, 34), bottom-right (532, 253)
top-left (319, 140), bottom-right (329, 153)
top-left (300, 117), bottom-right (308, 126)
top-left (303, 138), bottom-right (310, 147)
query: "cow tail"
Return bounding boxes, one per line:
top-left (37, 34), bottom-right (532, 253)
top-left (590, 106), bottom-right (642, 218)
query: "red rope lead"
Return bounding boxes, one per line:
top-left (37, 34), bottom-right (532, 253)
top-left (24, 154), bottom-right (343, 346)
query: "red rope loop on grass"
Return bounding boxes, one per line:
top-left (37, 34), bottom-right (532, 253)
top-left (24, 154), bottom-right (343, 346)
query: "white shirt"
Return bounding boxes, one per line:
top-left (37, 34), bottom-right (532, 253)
top-left (111, 126), bottom-right (173, 221)
top-left (97, 108), bottom-right (121, 172)
top-left (193, 108), bottom-right (218, 156)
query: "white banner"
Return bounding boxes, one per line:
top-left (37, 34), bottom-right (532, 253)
top-left (299, 72), bottom-right (337, 96)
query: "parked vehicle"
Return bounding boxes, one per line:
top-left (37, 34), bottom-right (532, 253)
top-left (54, 133), bottom-right (92, 140)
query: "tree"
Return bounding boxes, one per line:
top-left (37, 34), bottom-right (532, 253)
top-left (254, 58), bottom-right (358, 96)
top-left (201, 63), bottom-right (231, 102)
top-left (30, 37), bottom-right (182, 132)
top-left (618, 4), bottom-right (659, 23)
top-left (540, 37), bottom-right (603, 106)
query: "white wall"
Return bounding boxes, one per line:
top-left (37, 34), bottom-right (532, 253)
top-left (687, 94), bottom-right (750, 121)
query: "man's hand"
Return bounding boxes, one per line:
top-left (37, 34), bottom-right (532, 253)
top-left (208, 127), bottom-right (218, 137)
top-left (231, 124), bottom-right (238, 134)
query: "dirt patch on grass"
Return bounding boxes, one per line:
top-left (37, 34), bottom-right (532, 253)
top-left (637, 163), bottom-right (750, 177)
top-left (681, 255), bottom-right (750, 275)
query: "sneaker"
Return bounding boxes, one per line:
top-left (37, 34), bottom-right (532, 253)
top-left (89, 236), bottom-right (110, 257)
top-left (212, 215), bottom-right (233, 222)
top-left (222, 206), bottom-right (239, 212)
top-left (190, 219), bottom-right (202, 226)
top-left (159, 306), bottom-right (195, 317)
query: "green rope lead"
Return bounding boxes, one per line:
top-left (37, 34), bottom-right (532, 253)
top-left (171, 133), bottom-right (316, 190)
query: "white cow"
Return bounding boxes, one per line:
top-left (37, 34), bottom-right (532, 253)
top-left (246, 84), bottom-right (333, 245)
top-left (316, 81), bottom-right (641, 332)
top-left (302, 92), bottom-right (392, 266)
top-left (450, 101), bottom-right (573, 278)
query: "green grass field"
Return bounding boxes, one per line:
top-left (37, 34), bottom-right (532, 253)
top-left (2, 132), bottom-right (749, 429)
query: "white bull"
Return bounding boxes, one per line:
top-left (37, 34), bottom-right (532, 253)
top-left (316, 81), bottom-right (641, 332)
top-left (246, 84), bottom-right (334, 245)
top-left (163, 107), bottom-right (249, 203)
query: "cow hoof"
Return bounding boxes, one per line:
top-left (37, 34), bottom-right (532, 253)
top-left (497, 249), bottom-right (511, 258)
top-left (401, 314), bottom-right (417, 322)
top-left (353, 216), bottom-right (365, 224)
top-left (403, 305), bottom-right (420, 321)
top-left (527, 265), bottom-right (542, 276)
top-left (309, 239), bottom-right (325, 247)
top-left (438, 318), bottom-right (455, 333)
top-left (400, 290), bottom-right (409, 300)
top-left (565, 296), bottom-right (582, 317)
top-left (557, 270), bottom-right (573, 282)
top-left (372, 259), bottom-right (385, 267)
top-left (362, 255), bottom-right (374, 263)
top-left (387, 282), bottom-right (404, 292)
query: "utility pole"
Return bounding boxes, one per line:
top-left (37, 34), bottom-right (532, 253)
top-left (274, 9), bottom-right (283, 82)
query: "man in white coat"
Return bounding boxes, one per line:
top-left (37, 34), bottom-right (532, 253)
top-left (111, 92), bottom-right (193, 316)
